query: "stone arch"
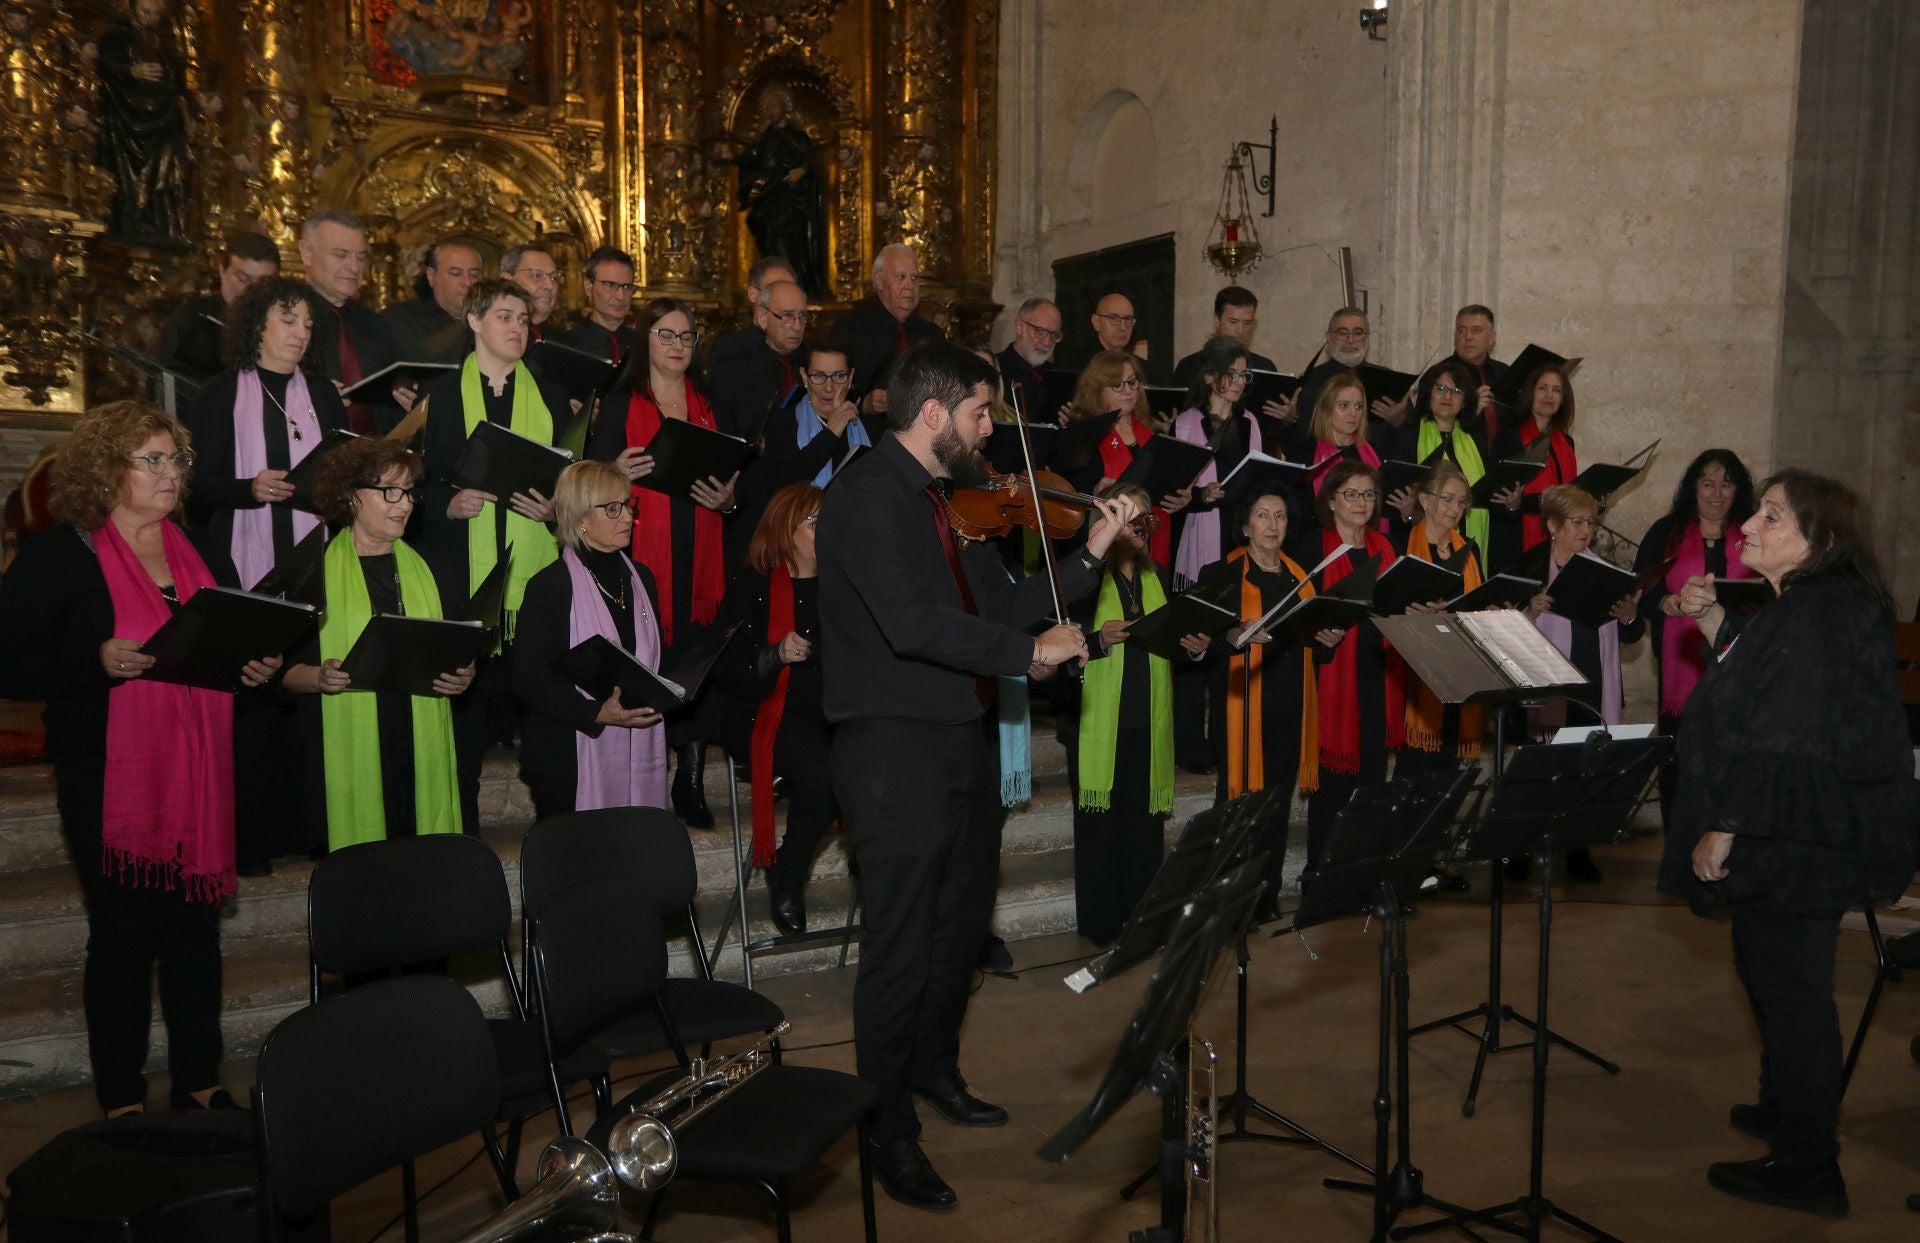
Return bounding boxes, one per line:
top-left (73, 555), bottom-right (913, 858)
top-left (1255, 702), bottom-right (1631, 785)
top-left (1066, 89), bottom-right (1157, 224)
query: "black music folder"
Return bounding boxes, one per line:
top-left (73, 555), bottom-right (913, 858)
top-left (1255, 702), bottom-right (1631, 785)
top-left (1142, 385), bottom-right (1186, 421)
top-left (1126, 575), bottom-right (1240, 660)
top-left (339, 360), bottom-right (458, 402)
top-left (1117, 437), bottom-right (1214, 503)
top-left (139, 587), bottom-right (319, 692)
top-left (1716, 578), bottom-right (1775, 613)
top-left (1048, 410), bottom-right (1119, 474)
top-left (1571, 438), bottom-right (1659, 501)
top-left (1370, 556), bottom-right (1464, 617)
top-left (1215, 450), bottom-right (1305, 493)
top-left (1541, 550), bottom-right (1640, 630)
top-left (1041, 368), bottom-right (1081, 419)
top-left (339, 615), bottom-right (494, 697)
top-left (526, 337), bottom-right (617, 399)
top-left (250, 526), bottom-right (328, 610)
top-left (634, 417), bottom-right (755, 498)
top-left (450, 420), bottom-right (574, 501)
top-left (1493, 344), bottom-right (1583, 409)
top-left (282, 429), bottom-right (363, 511)
top-left (1353, 363), bottom-right (1421, 404)
top-left (1469, 438), bottom-right (1553, 507)
top-left (1379, 453), bottom-right (1437, 501)
top-left (1240, 551), bottom-right (1380, 645)
top-left (1446, 572), bottom-right (1543, 613)
top-left (464, 559), bottom-right (508, 631)
top-left (1243, 368), bottom-right (1301, 412)
top-left (559, 621), bottom-right (740, 713)
top-left (1373, 609), bottom-right (1587, 705)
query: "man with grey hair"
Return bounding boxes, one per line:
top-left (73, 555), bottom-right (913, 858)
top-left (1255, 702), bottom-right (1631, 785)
top-left (707, 254), bottom-right (798, 373)
top-left (996, 295), bottom-right (1061, 419)
top-left (835, 242), bottom-right (943, 413)
top-left (710, 278), bottom-right (810, 440)
top-left (383, 237), bottom-right (482, 365)
top-left (500, 242), bottom-right (561, 341)
top-left (1294, 305), bottom-right (1410, 432)
top-left (299, 207), bottom-right (404, 433)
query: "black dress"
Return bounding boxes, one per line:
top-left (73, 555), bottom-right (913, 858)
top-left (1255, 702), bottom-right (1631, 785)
top-left (1634, 515), bottom-right (1730, 826)
top-left (1302, 543), bottom-right (1392, 870)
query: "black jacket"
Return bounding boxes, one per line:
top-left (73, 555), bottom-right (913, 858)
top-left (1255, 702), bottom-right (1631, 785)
top-left (180, 367), bottom-right (349, 568)
top-left (380, 297), bottom-right (470, 365)
top-left (311, 296), bottom-right (402, 433)
top-left (158, 292), bottom-right (228, 383)
top-left (709, 336), bottom-right (796, 441)
top-left (834, 301), bottom-right (943, 397)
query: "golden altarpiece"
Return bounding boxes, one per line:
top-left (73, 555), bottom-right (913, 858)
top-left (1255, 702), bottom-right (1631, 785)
top-left (0, 0), bottom-right (1000, 430)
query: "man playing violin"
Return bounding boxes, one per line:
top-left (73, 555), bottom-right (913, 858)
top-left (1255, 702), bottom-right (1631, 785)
top-left (819, 341), bottom-right (1138, 1211)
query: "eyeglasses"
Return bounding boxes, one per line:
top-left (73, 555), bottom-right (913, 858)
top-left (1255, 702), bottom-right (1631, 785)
top-left (1109, 378), bottom-right (1141, 392)
top-left (1430, 383), bottom-right (1464, 397)
top-left (514, 269), bottom-right (559, 286)
top-left (1018, 319), bottom-right (1063, 343)
top-left (1429, 492), bottom-right (1472, 508)
top-left (804, 368), bottom-right (851, 385)
top-left (651, 327), bottom-right (699, 347)
top-left (358, 483), bottom-right (422, 504)
top-left (1331, 327), bottom-right (1370, 340)
top-left (1335, 489), bottom-right (1378, 504)
top-left (592, 498), bottom-right (640, 518)
top-left (128, 451), bottom-right (195, 474)
top-left (1221, 369), bottom-right (1250, 383)
top-left (1097, 313), bottom-right (1137, 327)
top-left (769, 309), bottom-right (812, 326)
top-left (592, 278), bottom-right (636, 294)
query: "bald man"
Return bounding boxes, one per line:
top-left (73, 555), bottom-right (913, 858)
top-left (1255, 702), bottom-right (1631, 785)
top-left (384, 238), bottom-right (483, 364)
top-left (710, 279), bottom-right (810, 441)
top-left (836, 242), bottom-right (944, 413)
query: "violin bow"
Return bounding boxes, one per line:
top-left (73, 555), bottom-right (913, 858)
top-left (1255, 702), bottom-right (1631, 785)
top-left (1008, 384), bottom-right (1071, 629)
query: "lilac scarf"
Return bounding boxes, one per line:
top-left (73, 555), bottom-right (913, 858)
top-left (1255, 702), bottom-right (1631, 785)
top-left (564, 547), bottom-right (667, 810)
top-left (1532, 555), bottom-right (1622, 737)
top-left (1172, 407), bottom-right (1261, 587)
top-left (231, 368), bottom-right (321, 589)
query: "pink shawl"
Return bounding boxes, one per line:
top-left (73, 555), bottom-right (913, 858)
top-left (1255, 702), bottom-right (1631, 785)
top-left (231, 368), bottom-right (322, 589)
top-left (1172, 407), bottom-right (1262, 587)
top-left (564, 547), bottom-right (667, 810)
top-left (1659, 520), bottom-right (1752, 716)
top-left (1311, 437), bottom-right (1381, 492)
top-left (94, 519), bottom-right (236, 903)
top-left (1532, 554), bottom-right (1621, 737)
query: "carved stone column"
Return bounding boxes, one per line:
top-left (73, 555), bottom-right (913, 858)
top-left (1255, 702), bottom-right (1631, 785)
top-left (1377, 0), bottom-right (1511, 366)
top-left (880, 0), bottom-right (959, 279)
top-left (239, 0), bottom-right (312, 257)
top-left (637, 0), bottom-right (705, 293)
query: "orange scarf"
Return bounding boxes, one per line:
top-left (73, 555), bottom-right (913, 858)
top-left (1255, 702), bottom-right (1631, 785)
top-left (1402, 524), bottom-right (1484, 757)
top-left (1223, 547), bottom-right (1319, 797)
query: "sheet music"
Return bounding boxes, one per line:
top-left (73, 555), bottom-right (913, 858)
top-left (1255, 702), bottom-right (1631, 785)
top-left (1228, 546), bottom-right (1345, 647)
top-left (1456, 610), bottom-right (1586, 689)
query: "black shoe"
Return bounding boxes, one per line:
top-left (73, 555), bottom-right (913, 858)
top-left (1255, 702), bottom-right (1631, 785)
top-left (768, 867), bottom-right (806, 937)
top-left (1565, 849), bottom-right (1603, 883)
top-left (1728, 1103), bottom-right (1778, 1142)
top-left (978, 935), bottom-right (1014, 971)
top-left (1886, 930), bottom-right (1920, 970)
top-left (168, 1087), bottom-right (242, 1111)
top-left (867, 1137), bottom-right (958, 1211)
top-left (672, 743), bottom-right (715, 829)
top-left (1706, 1156), bottom-right (1848, 1218)
top-left (913, 1075), bottom-right (1008, 1127)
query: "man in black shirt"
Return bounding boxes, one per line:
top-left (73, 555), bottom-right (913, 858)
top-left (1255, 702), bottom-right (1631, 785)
top-left (382, 238), bottom-right (482, 364)
top-left (1294, 306), bottom-right (1410, 432)
top-left (835, 242), bottom-right (943, 415)
top-left (709, 278), bottom-right (809, 440)
top-left (996, 295), bottom-right (1060, 419)
top-left (158, 230), bottom-right (279, 383)
top-left (300, 208), bottom-right (405, 434)
top-left (820, 342), bottom-right (1134, 1209)
top-left (705, 254), bottom-right (797, 374)
top-left (551, 245), bottom-right (638, 367)
top-left (1443, 302), bottom-right (1511, 444)
top-left (1171, 285), bottom-right (1278, 386)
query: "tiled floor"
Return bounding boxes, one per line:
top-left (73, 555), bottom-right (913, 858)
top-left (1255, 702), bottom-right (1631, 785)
top-left (3, 836), bottom-right (1917, 1241)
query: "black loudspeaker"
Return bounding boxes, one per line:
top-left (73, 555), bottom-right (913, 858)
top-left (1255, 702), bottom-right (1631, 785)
top-left (5, 1112), bottom-right (266, 1243)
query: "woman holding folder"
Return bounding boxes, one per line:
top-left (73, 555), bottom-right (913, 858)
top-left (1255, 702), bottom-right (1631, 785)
top-left (587, 297), bottom-right (741, 829)
top-left (1489, 362), bottom-right (1579, 569)
top-left (283, 437), bottom-right (473, 851)
top-left (1392, 462), bottom-right (1486, 776)
top-left (1170, 337), bottom-right (1262, 586)
top-left (513, 460), bottom-right (666, 820)
top-left (1384, 361), bottom-right (1504, 564)
top-left (0, 402), bottom-right (282, 1114)
top-left (1064, 350), bottom-right (1186, 567)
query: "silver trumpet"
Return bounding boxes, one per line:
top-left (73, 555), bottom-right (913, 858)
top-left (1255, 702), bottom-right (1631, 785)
top-left (605, 1020), bottom-right (792, 1191)
top-left (1187, 1035), bottom-right (1219, 1243)
top-left (451, 1136), bottom-right (631, 1243)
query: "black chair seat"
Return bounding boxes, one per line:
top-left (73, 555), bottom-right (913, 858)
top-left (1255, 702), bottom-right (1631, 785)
top-left (489, 1018), bottom-right (607, 1104)
top-left (591, 1065), bottom-right (878, 1182)
top-left (660, 978), bottom-right (786, 1046)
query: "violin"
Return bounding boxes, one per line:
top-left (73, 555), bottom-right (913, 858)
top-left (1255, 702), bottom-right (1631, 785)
top-left (944, 471), bottom-right (1158, 543)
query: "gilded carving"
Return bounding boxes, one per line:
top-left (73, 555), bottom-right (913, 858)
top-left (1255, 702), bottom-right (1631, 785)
top-left (880, 0), bottom-right (957, 274)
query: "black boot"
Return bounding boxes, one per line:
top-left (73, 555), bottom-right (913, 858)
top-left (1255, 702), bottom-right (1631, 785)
top-left (768, 852), bottom-right (806, 936)
top-left (672, 743), bottom-right (714, 829)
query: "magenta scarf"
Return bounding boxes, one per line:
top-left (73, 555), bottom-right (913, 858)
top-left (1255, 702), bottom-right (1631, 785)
top-left (1311, 437), bottom-right (1381, 491)
top-left (1659, 520), bottom-right (1752, 716)
top-left (94, 519), bottom-right (236, 903)
top-left (1531, 554), bottom-right (1622, 738)
top-left (564, 547), bottom-right (667, 810)
top-left (231, 368), bottom-right (322, 589)
top-left (1173, 407), bottom-right (1262, 587)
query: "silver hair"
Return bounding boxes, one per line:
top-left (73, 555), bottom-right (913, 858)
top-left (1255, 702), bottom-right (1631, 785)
top-left (870, 242), bottom-right (917, 282)
top-left (1016, 295), bottom-right (1055, 319)
top-left (301, 207), bottom-right (365, 243)
top-left (756, 278), bottom-right (803, 310)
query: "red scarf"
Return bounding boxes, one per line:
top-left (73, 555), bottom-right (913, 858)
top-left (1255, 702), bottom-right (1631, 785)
top-left (1515, 421), bottom-right (1576, 547)
top-left (1097, 414), bottom-right (1171, 566)
top-left (1658, 519), bottom-right (1752, 716)
top-left (748, 565), bottom-right (795, 867)
top-left (1315, 528), bottom-right (1405, 774)
top-left (94, 520), bottom-right (237, 903)
top-left (625, 384), bottom-right (724, 644)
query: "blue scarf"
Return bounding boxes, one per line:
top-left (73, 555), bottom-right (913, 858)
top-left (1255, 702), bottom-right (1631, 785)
top-left (793, 396), bottom-right (872, 485)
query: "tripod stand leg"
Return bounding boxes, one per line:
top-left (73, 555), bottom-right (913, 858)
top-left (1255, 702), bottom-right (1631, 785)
top-left (1502, 1012), bottom-right (1620, 1074)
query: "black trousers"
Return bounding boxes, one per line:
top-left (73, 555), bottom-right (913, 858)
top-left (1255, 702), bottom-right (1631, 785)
top-left (1656, 712), bottom-right (1683, 832)
top-left (453, 644), bottom-right (519, 835)
top-left (1174, 660), bottom-right (1210, 769)
top-left (1306, 750), bottom-right (1391, 874)
top-left (56, 759), bottom-right (223, 1112)
top-left (1731, 910), bottom-right (1843, 1167)
top-left (832, 717), bottom-right (1000, 1145)
top-left (1071, 725), bottom-right (1166, 942)
top-left (525, 769), bottom-right (577, 824)
top-left (1214, 711), bottom-right (1303, 899)
top-left (771, 709), bottom-right (838, 888)
top-left (233, 691), bottom-right (311, 866)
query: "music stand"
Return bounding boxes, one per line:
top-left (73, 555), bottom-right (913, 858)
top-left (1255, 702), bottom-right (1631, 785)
top-left (1394, 734), bottom-right (1668, 1243)
top-left (1039, 857), bottom-right (1270, 1243)
top-left (1295, 770), bottom-right (1484, 1242)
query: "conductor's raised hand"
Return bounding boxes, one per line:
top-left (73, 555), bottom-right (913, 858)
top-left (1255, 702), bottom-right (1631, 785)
top-left (100, 637), bottom-right (155, 680)
top-left (448, 488), bottom-right (495, 520)
top-left (1083, 493), bottom-right (1140, 560)
top-left (509, 488), bottom-right (554, 523)
top-left (239, 655), bottom-right (283, 688)
top-left (689, 471), bottom-right (739, 513)
top-left (432, 661), bottom-right (476, 698)
top-left (1032, 623), bottom-right (1090, 669)
top-left (614, 446), bottom-right (655, 481)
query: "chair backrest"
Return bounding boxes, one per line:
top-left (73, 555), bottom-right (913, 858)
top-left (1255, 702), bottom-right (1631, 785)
top-left (308, 835), bottom-right (513, 980)
top-left (530, 876), bottom-right (669, 1054)
top-left (254, 976), bottom-right (499, 1220)
top-left (521, 807), bottom-right (698, 915)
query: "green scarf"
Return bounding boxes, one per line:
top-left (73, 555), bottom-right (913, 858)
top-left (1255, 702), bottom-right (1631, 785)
top-left (318, 531), bottom-right (461, 851)
top-left (460, 356), bottom-right (559, 637)
top-left (1419, 417), bottom-right (1490, 566)
top-left (1077, 566), bottom-right (1175, 814)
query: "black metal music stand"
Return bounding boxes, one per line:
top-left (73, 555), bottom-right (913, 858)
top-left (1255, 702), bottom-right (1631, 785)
top-left (1392, 733), bottom-right (1668, 1243)
top-left (1038, 856), bottom-right (1272, 1243)
top-left (1295, 769), bottom-right (1484, 1242)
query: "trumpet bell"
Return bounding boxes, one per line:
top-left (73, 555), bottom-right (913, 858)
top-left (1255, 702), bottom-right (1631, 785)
top-left (608, 1114), bottom-right (678, 1191)
top-left (448, 1136), bottom-right (623, 1243)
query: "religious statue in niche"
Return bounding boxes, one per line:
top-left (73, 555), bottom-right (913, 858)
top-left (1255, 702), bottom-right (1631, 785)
top-left (93, 0), bottom-right (192, 247)
top-left (721, 86), bottom-right (830, 300)
top-left (366, 0), bottom-right (535, 86)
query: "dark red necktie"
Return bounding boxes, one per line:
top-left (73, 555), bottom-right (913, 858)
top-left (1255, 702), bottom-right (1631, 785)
top-left (608, 329), bottom-right (623, 366)
top-left (777, 352), bottom-right (796, 402)
top-left (925, 486), bottom-right (994, 708)
top-left (529, 322), bottom-right (543, 343)
top-left (895, 320), bottom-right (908, 356)
top-left (1475, 362), bottom-right (1500, 443)
top-left (336, 314), bottom-right (372, 434)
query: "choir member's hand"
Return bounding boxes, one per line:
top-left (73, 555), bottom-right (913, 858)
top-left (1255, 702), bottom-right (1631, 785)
top-left (1494, 483), bottom-right (1524, 510)
top-left (509, 488), bottom-right (554, 523)
top-left (1660, 591), bottom-right (1684, 618)
top-left (1261, 398), bottom-right (1290, 422)
top-left (100, 638), bottom-right (155, 680)
top-left (332, 380), bottom-right (348, 396)
top-left (1677, 574), bottom-right (1717, 617)
top-left (1609, 590), bottom-right (1641, 625)
top-left (1201, 482), bottom-right (1227, 504)
top-left (1477, 384), bottom-right (1496, 411)
top-left (1407, 600), bottom-right (1445, 615)
top-left (1314, 627), bottom-right (1346, 648)
top-left (1055, 403), bottom-right (1072, 427)
top-left (239, 655), bottom-right (283, 688)
top-left (614, 446), bottom-right (655, 481)
top-left (1032, 623), bottom-right (1090, 669)
top-left (594, 687), bottom-right (659, 729)
top-left (778, 632), bottom-right (812, 664)
top-left (392, 384), bottom-right (419, 412)
top-left (1098, 618), bottom-right (1131, 650)
top-left (1525, 591), bottom-right (1551, 620)
top-left (1083, 493), bottom-right (1138, 560)
top-left (252, 469), bottom-right (294, 504)
top-left (1371, 394), bottom-right (1409, 427)
top-left (1388, 486), bottom-right (1418, 521)
top-left (1178, 632), bottom-right (1210, 657)
top-left (1692, 830), bottom-right (1733, 882)
top-left (432, 662), bottom-right (476, 698)
top-left (1245, 629), bottom-right (1273, 645)
top-left (1160, 486), bottom-right (1191, 515)
top-left (448, 488), bottom-right (495, 520)
top-left (315, 659), bottom-right (351, 695)
top-left (864, 388), bottom-right (890, 416)
top-left (690, 471), bottom-right (739, 513)
top-left (1027, 660), bottom-right (1059, 682)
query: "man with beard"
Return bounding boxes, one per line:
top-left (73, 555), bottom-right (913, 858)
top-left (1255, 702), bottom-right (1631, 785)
top-left (383, 238), bottom-right (484, 364)
top-left (997, 295), bottom-right (1061, 418)
top-left (819, 341), bottom-right (1137, 1210)
top-left (1291, 306), bottom-right (1408, 441)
